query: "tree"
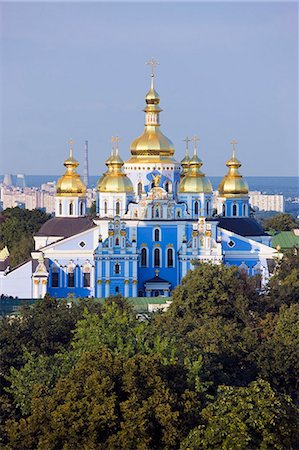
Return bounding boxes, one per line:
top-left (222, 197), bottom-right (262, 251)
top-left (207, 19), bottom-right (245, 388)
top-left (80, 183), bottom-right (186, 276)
top-left (0, 207), bottom-right (51, 268)
top-left (6, 348), bottom-right (203, 450)
top-left (263, 213), bottom-right (299, 232)
top-left (152, 263), bottom-right (260, 388)
top-left (181, 379), bottom-right (299, 450)
top-left (254, 304), bottom-right (299, 399)
top-left (266, 251), bottom-right (299, 308)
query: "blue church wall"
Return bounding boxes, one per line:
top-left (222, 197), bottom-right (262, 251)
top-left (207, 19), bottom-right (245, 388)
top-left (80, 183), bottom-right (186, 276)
top-left (224, 198), bottom-right (249, 217)
top-left (47, 262), bottom-right (92, 298)
top-left (136, 223), bottom-right (179, 293)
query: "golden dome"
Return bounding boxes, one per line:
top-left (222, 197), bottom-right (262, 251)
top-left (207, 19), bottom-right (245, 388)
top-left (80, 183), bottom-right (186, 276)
top-left (179, 141), bottom-right (212, 194)
top-left (98, 146), bottom-right (134, 193)
top-left (218, 140), bottom-right (249, 198)
top-left (127, 70), bottom-right (177, 164)
top-left (56, 142), bottom-right (86, 197)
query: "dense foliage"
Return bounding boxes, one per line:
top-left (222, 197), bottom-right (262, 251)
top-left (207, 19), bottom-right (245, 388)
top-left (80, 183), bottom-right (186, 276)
top-left (0, 254), bottom-right (298, 449)
top-left (262, 213), bottom-right (299, 232)
top-left (0, 207), bottom-right (51, 267)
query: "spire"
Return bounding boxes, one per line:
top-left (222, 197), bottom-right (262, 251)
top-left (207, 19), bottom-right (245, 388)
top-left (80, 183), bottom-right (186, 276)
top-left (146, 57), bottom-right (159, 95)
top-left (181, 136), bottom-right (191, 178)
top-left (69, 138), bottom-right (74, 159)
top-left (190, 135), bottom-right (202, 165)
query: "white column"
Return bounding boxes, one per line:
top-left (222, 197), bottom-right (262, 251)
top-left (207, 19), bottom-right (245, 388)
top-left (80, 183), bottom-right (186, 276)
top-left (33, 279), bottom-right (39, 298)
top-left (182, 260), bottom-right (187, 278)
top-left (132, 281), bottom-right (137, 297)
top-left (124, 281), bottom-right (129, 297)
top-left (105, 281), bottom-right (110, 298)
top-left (41, 279), bottom-right (47, 298)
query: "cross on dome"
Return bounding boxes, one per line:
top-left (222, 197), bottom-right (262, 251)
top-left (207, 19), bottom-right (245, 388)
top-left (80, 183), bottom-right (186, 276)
top-left (68, 139), bottom-right (75, 158)
top-left (192, 135), bottom-right (200, 155)
top-left (231, 139), bottom-right (238, 158)
top-left (146, 57), bottom-right (159, 77)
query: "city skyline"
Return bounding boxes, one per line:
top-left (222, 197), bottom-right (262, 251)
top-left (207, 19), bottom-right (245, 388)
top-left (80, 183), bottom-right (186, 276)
top-left (1, 2), bottom-right (298, 176)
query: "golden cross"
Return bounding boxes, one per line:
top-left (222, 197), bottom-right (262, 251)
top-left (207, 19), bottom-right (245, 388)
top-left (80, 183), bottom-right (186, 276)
top-left (231, 139), bottom-right (238, 157)
top-left (146, 57), bottom-right (159, 77)
top-left (69, 139), bottom-right (75, 158)
top-left (114, 135), bottom-right (122, 155)
top-left (192, 135), bottom-right (200, 154)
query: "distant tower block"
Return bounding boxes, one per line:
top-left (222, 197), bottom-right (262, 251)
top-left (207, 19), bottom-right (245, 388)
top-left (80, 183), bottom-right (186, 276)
top-left (3, 174), bottom-right (13, 186)
top-left (83, 140), bottom-right (89, 188)
top-left (16, 174), bottom-right (26, 188)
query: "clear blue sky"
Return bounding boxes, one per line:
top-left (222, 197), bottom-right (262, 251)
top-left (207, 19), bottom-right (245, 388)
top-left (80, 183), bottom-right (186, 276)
top-left (0, 1), bottom-right (298, 176)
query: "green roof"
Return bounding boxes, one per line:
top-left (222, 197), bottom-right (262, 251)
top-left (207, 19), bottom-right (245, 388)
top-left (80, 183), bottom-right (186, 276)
top-left (271, 231), bottom-right (299, 250)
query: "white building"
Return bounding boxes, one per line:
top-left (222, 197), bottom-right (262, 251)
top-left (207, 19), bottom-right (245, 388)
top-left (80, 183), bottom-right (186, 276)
top-left (249, 191), bottom-right (284, 213)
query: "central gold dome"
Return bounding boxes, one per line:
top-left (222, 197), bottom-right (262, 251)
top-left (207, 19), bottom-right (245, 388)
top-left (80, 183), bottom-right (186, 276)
top-left (127, 73), bottom-right (177, 164)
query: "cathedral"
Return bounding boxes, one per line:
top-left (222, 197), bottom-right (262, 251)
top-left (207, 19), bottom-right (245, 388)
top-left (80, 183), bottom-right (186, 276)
top-left (0, 65), bottom-right (277, 299)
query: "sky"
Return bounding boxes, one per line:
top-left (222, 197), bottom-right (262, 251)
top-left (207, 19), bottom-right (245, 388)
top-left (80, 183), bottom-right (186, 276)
top-left (0, 1), bottom-right (298, 177)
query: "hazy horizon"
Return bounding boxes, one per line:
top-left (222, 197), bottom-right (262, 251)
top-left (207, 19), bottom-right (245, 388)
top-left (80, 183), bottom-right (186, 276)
top-left (1, 2), bottom-right (298, 177)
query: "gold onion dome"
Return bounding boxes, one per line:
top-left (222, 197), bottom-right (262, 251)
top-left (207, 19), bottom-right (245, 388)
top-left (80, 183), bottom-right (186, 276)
top-left (218, 140), bottom-right (249, 197)
top-left (179, 138), bottom-right (212, 193)
top-left (56, 141), bottom-right (86, 197)
top-left (127, 59), bottom-right (176, 163)
top-left (98, 142), bottom-right (134, 193)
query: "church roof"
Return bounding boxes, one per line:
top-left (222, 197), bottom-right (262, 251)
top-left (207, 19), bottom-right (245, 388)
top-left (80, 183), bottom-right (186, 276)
top-left (145, 275), bottom-right (170, 284)
top-left (213, 217), bottom-right (268, 237)
top-left (36, 217), bottom-right (96, 238)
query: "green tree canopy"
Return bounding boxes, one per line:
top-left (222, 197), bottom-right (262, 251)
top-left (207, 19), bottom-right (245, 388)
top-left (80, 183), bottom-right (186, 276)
top-left (181, 379), bottom-right (299, 450)
top-left (0, 207), bottom-right (51, 267)
top-left (6, 348), bottom-right (202, 450)
top-left (263, 213), bottom-right (299, 232)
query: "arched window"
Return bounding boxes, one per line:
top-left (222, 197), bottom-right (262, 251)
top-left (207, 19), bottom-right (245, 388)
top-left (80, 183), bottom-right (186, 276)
top-left (116, 202), bottom-right (120, 215)
top-left (206, 201), bottom-right (210, 216)
top-left (104, 201), bottom-right (108, 215)
top-left (134, 209), bottom-right (138, 218)
top-left (115, 263), bottom-right (120, 274)
top-left (115, 237), bottom-right (120, 246)
top-left (154, 228), bottom-right (160, 242)
top-left (115, 286), bottom-right (120, 293)
top-left (141, 248), bottom-right (147, 266)
top-left (154, 248), bottom-right (160, 267)
top-left (79, 202), bottom-right (84, 216)
top-left (194, 201), bottom-right (199, 215)
top-left (138, 182), bottom-right (142, 196)
top-left (83, 272), bottom-right (90, 287)
top-left (155, 207), bottom-right (160, 218)
top-left (51, 268), bottom-right (59, 288)
top-left (69, 202), bottom-right (73, 216)
top-left (68, 272), bottom-right (75, 287)
top-left (165, 181), bottom-right (169, 192)
top-left (238, 263), bottom-right (248, 281)
top-left (232, 204), bottom-right (237, 216)
top-left (59, 202), bottom-right (62, 215)
top-left (222, 203), bottom-right (226, 216)
top-left (167, 248), bottom-right (174, 267)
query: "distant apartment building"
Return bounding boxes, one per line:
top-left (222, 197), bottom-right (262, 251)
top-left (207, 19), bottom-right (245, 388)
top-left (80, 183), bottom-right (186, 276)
top-left (249, 191), bottom-right (285, 213)
top-left (0, 183), bottom-right (96, 213)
